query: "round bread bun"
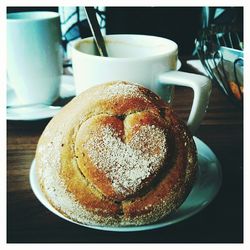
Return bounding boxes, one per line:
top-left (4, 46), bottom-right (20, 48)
top-left (36, 81), bottom-right (197, 226)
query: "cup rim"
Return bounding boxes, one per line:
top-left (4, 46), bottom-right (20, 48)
top-left (7, 11), bottom-right (60, 22)
top-left (72, 34), bottom-right (178, 61)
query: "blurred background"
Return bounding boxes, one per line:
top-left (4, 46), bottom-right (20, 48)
top-left (7, 6), bottom-right (243, 56)
top-left (7, 6), bottom-right (244, 105)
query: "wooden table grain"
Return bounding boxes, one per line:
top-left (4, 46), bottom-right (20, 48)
top-left (7, 65), bottom-right (243, 243)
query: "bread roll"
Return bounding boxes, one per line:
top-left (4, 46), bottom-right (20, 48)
top-left (36, 81), bottom-right (197, 226)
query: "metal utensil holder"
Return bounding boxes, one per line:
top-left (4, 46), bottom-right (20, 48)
top-left (195, 25), bottom-right (243, 106)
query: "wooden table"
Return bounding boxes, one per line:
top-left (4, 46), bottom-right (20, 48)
top-left (7, 64), bottom-right (243, 243)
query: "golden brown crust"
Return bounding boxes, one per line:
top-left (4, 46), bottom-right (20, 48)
top-left (36, 81), bottom-right (197, 226)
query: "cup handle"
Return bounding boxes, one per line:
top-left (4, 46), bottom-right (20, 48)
top-left (158, 71), bottom-right (212, 134)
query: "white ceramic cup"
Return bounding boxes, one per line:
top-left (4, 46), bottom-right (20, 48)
top-left (72, 34), bottom-right (211, 133)
top-left (7, 11), bottom-right (63, 105)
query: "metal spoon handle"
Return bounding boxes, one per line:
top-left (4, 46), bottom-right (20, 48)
top-left (84, 7), bottom-right (108, 57)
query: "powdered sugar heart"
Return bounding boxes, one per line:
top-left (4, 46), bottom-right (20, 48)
top-left (85, 125), bottom-right (167, 198)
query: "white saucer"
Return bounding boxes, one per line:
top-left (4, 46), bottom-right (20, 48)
top-left (7, 75), bottom-right (75, 121)
top-left (30, 137), bottom-right (222, 232)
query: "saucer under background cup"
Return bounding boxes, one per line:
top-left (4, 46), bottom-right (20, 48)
top-left (7, 75), bottom-right (75, 121)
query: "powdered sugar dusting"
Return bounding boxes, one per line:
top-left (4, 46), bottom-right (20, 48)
top-left (98, 82), bottom-right (149, 101)
top-left (85, 125), bottom-right (167, 196)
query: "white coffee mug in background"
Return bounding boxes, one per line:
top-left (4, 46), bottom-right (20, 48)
top-left (7, 11), bottom-right (63, 105)
top-left (72, 34), bottom-right (211, 133)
